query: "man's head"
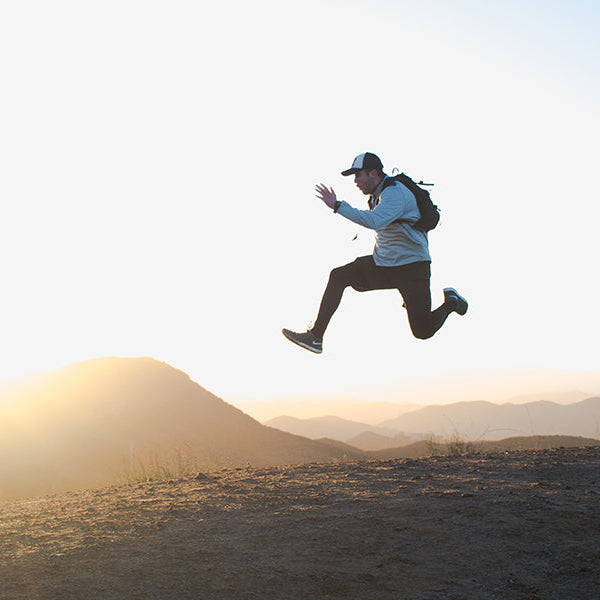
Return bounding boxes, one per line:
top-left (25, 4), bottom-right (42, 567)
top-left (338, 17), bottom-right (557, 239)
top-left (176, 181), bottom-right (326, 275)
top-left (341, 152), bottom-right (384, 195)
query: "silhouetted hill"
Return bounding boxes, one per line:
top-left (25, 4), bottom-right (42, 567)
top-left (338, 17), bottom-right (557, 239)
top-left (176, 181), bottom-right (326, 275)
top-left (0, 357), bottom-right (362, 500)
top-left (480, 435), bottom-right (600, 452)
top-left (380, 398), bottom-right (600, 440)
top-left (315, 432), bottom-right (599, 460)
top-left (365, 435), bottom-right (600, 460)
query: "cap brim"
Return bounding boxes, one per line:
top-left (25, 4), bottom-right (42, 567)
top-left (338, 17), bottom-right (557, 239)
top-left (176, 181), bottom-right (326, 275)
top-left (341, 168), bottom-right (359, 176)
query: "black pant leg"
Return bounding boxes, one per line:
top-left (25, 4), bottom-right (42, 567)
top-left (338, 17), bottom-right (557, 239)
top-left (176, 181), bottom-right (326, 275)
top-left (399, 274), bottom-right (452, 340)
top-left (312, 256), bottom-right (377, 339)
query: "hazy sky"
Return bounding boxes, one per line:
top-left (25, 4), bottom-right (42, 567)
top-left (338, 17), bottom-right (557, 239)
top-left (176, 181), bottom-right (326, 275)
top-left (1, 0), bottom-right (598, 403)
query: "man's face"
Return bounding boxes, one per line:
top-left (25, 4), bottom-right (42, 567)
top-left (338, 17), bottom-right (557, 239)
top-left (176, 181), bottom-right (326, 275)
top-left (354, 169), bottom-right (380, 195)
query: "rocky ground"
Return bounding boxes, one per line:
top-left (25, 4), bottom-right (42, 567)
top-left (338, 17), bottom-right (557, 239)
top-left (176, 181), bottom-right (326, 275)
top-left (1, 446), bottom-right (599, 600)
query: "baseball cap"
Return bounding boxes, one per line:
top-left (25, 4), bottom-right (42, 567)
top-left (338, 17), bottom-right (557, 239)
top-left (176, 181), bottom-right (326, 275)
top-left (341, 152), bottom-right (384, 176)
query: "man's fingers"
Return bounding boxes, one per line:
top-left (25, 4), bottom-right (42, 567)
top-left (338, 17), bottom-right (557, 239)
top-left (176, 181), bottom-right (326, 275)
top-left (315, 184), bottom-right (334, 195)
top-left (315, 183), bottom-right (336, 208)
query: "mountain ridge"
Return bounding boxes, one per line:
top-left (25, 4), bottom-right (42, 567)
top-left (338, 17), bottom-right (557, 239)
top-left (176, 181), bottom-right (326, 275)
top-left (265, 398), bottom-right (600, 447)
top-left (265, 415), bottom-right (399, 441)
top-left (380, 397), bottom-right (600, 440)
top-left (0, 357), bottom-right (362, 500)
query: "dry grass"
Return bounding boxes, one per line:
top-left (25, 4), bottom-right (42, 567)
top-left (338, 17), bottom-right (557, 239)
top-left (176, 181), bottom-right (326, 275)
top-left (427, 431), bottom-right (483, 457)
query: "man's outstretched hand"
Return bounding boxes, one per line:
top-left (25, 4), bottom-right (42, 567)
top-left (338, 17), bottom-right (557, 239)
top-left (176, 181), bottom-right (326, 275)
top-left (315, 184), bottom-right (337, 209)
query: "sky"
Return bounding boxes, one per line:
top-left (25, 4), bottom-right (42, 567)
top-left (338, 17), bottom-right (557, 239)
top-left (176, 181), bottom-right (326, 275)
top-left (0, 0), bottom-right (599, 406)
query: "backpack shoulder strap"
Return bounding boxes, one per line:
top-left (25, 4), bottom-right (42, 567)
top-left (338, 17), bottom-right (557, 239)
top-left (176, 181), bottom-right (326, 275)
top-left (381, 174), bottom-right (402, 191)
top-left (372, 175), bottom-right (403, 208)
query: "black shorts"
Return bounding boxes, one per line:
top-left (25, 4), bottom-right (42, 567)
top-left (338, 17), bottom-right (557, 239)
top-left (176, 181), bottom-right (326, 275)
top-left (344, 256), bottom-right (431, 292)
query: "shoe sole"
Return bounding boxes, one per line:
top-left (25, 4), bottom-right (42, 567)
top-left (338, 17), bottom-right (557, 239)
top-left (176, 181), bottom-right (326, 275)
top-left (443, 287), bottom-right (468, 316)
top-left (282, 329), bottom-right (322, 354)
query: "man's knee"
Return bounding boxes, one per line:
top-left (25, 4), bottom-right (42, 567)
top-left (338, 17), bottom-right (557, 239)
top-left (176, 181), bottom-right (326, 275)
top-left (328, 265), bottom-right (351, 286)
top-left (412, 328), bottom-right (434, 340)
top-left (408, 318), bottom-right (434, 340)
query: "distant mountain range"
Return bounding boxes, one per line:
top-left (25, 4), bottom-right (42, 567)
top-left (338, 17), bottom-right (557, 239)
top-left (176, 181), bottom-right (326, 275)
top-left (236, 398), bottom-right (421, 425)
top-left (241, 391), bottom-right (600, 430)
top-left (234, 398), bottom-right (422, 426)
top-left (381, 398), bottom-right (600, 440)
top-left (264, 416), bottom-right (420, 451)
top-left (265, 415), bottom-right (399, 442)
top-left (266, 398), bottom-right (600, 447)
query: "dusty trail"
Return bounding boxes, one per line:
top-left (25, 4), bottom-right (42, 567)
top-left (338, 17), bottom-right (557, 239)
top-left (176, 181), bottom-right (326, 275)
top-left (1, 446), bottom-right (599, 599)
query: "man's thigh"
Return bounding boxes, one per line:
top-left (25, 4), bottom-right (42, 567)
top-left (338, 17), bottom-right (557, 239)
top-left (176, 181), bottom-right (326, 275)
top-left (349, 258), bottom-right (432, 294)
top-left (399, 276), bottom-right (432, 314)
top-left (397, 267), bottom-right (433, 339)
top-left (347, 256), bottom-right (404, 292)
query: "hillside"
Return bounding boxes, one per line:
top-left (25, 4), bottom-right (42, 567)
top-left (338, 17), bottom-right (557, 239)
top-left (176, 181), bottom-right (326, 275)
top-left (364, 434), bottom-right (600, 460)
top-left (0, 357), bottom-right (362, 500)
top-left (1, 446), bottom-right (599, 599)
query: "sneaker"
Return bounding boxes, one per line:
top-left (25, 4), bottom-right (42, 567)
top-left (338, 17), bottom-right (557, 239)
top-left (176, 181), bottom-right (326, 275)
top-left (443, 287), bottom-right (468, 316)
top-left (282, 328), bottom-right (323, 354)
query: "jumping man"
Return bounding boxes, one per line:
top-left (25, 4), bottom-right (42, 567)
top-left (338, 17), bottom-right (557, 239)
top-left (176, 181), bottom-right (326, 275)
top-left (282, 152), bottom-right (468, 354)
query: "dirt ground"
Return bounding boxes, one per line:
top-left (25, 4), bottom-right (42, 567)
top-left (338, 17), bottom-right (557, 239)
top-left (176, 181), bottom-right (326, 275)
top-left (1, 446), bottom-right (599, 600)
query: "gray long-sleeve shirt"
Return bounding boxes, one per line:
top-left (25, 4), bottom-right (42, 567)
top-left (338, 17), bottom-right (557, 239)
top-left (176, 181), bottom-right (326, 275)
top-left (336, 176), bottom-right (431, 267)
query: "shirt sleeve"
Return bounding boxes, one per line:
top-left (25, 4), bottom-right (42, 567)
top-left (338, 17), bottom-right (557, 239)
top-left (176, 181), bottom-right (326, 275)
top-left (336, 184), bottom-right (415, 230)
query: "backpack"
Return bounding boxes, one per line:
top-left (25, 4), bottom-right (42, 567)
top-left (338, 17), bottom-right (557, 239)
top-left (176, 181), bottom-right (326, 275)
top-left (380, 172), bottom-right (440, 232)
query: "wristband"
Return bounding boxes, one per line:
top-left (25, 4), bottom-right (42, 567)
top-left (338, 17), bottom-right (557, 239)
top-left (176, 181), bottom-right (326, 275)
top-left (333, 200), bottom-right (341, 213)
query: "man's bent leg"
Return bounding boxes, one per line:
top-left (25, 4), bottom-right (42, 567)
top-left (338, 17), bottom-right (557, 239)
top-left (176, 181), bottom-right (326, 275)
top-left (400, 275), bottom-right (453, 340)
